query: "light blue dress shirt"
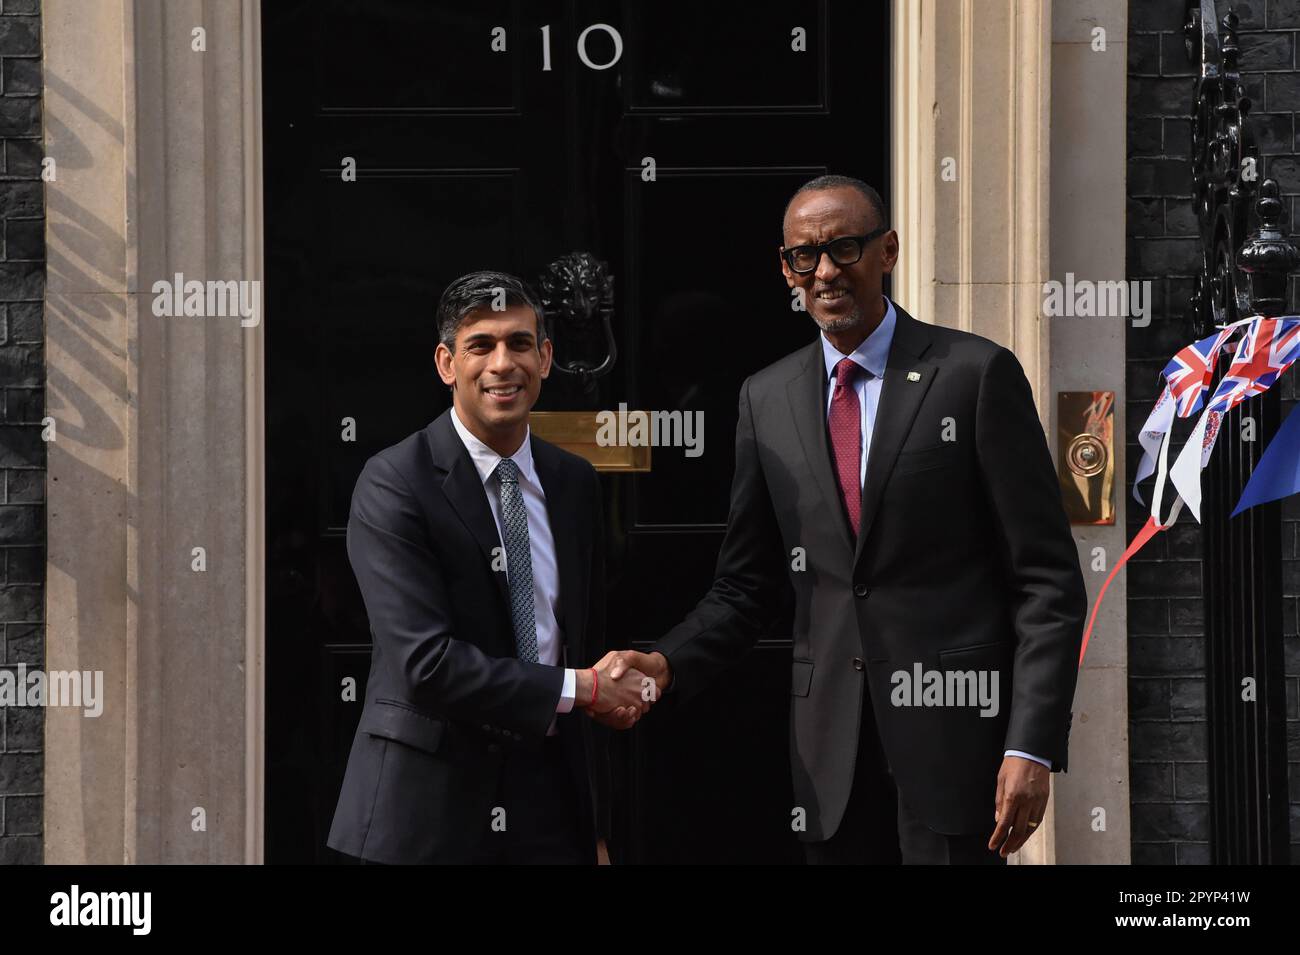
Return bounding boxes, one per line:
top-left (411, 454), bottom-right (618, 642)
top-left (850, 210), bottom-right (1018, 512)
top-left (820, 296), bottom-right (896, 487)
top-left (820, 296), bottom-right (1050, 772)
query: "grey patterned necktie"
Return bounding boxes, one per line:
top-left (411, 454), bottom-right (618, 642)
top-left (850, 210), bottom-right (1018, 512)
top-left (494, 458), bottom-right (539, 663)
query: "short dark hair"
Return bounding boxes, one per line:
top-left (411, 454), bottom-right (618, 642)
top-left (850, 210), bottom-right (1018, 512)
top-left (783, 174), bottom-right (889, 235)
top-left (436, 270), bottom-right (547, 349)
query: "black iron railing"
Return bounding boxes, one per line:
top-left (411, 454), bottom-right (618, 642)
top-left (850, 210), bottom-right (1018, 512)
top-left (1184, 0), bottom-right (1292, 864)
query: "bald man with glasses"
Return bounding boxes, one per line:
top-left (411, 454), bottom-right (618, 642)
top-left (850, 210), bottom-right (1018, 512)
top-left (604, 174), bottom-right (1087, 865)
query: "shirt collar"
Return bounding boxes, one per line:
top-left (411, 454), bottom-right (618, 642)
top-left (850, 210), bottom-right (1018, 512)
top-left (449, 405), bottom-right (538, 488)
top-left (821, 295), bottom-right (897, 382)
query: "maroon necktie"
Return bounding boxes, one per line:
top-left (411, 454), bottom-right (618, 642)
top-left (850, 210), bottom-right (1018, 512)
top-left (828, 357), bottom-right (864, 537)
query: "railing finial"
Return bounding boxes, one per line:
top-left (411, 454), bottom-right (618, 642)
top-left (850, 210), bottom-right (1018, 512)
top-left (1237, 179), bottom-right (1300, 317)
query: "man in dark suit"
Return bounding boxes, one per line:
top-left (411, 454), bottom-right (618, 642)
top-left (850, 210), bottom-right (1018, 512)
top-left (607, 175), bottom-right (1088, 864)
top-left (328, 271), bottom-right (649, 865)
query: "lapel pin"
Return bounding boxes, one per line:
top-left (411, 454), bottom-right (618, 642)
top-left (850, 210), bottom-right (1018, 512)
top-left (906, 371), bottom-right (921, 382)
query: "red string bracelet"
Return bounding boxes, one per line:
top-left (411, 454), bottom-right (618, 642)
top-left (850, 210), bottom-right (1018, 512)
top-left (589, 669), bottom-right (598, 708)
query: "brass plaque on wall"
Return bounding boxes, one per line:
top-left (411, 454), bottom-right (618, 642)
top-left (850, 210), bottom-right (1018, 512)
top-left (529, 411), bottom-right (652, 472)
top-left (1057, 391), bottom-right (1115, 525)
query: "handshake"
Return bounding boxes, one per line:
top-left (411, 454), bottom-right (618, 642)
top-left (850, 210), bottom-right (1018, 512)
top-left (573, 650), bottom-right (673, 731)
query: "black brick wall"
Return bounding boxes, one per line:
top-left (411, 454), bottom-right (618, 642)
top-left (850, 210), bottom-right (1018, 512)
top-left (0, 0), bottom-right (42, 865)
top-left (1128, 0), bottom-right (1300, 864)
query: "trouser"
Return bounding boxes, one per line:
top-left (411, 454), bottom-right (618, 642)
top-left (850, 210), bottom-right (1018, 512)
top-left (472, 733), bottom-right (589, 865)
top-left (804, 692), bottom-right (1006, 866)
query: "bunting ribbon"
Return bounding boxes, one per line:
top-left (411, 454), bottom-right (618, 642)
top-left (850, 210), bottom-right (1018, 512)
top-left (1080, 315), bottom-right (1298, 665)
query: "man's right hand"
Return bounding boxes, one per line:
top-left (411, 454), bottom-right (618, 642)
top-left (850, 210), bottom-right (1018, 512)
top-left (575, 664), bottom-right (651, 721)
top-left (574, 650), bottom-right (673, 730)
top-left (605, 650), bottom-right (673, 696)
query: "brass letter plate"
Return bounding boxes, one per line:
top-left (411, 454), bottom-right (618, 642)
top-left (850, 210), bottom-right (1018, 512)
top-left (529, 411), bottom-right (652, 473)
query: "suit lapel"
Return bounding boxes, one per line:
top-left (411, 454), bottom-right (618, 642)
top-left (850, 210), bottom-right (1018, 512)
top-left (853, 304), bottom-right (936, 565)
top-left (785, 305), bottom-right (939, 564)
top-left (425, 410), bottom-right (512, 611)
top-left (786, 341), bottom-right (856, 556)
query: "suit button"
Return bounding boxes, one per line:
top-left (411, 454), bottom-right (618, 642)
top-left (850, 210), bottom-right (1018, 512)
top-left (853, 584), bottom-right (870, 598)
top-left (852, 657), bottom-right (865, 671)
top-left (513, 733), bottom-right (522, 741)
top-left (488, 743), bottom-right (501, 753)
top-left (482, 724), bottom-right (492, 732)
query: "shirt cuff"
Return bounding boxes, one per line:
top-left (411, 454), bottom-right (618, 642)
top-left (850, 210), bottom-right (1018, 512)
top-left (556, 668), bottom-right (577, 713)
top-left (1004, 749), bottom-right (1051, 769)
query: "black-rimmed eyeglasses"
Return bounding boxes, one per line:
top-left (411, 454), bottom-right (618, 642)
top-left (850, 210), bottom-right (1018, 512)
top-left (781, 226), bottom-right (889, 274)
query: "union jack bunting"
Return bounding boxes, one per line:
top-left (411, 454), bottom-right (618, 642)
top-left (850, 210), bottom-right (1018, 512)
top-left (1204, 317), bottom-right (1300, 415)
top-left (1094, 315), bottom-right (1300, 670)
top-left (1161, 327), bottom-right (1234, 417)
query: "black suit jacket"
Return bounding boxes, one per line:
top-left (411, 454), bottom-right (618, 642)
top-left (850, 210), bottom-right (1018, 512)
top-left (655, 302), bottom-right (1087, 839)
top-left (327, 408), bottom-right (609, 863)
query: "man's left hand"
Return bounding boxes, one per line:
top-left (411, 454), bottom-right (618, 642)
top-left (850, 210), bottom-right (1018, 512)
top-left (988, 755), bottom-right (1050, 858)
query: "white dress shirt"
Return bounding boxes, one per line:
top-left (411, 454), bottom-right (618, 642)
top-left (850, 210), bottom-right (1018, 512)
top-left (450, 407), bottom-right (576, 728)
top-left (820, 297), bottom-right (1050, 771)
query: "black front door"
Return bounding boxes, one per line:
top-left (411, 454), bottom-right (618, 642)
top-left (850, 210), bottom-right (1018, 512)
top-left (262, 0), bottom-right (889, 863)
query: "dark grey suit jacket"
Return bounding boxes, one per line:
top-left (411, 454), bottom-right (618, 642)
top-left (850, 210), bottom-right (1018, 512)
top-left (327, 408), bottom-right (608, 863)
top-left (655, 302), bottom-right (1088, 840)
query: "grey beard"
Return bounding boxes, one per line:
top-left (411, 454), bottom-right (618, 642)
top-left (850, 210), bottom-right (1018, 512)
top-left (811, 304), bottom-right (863, 333)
